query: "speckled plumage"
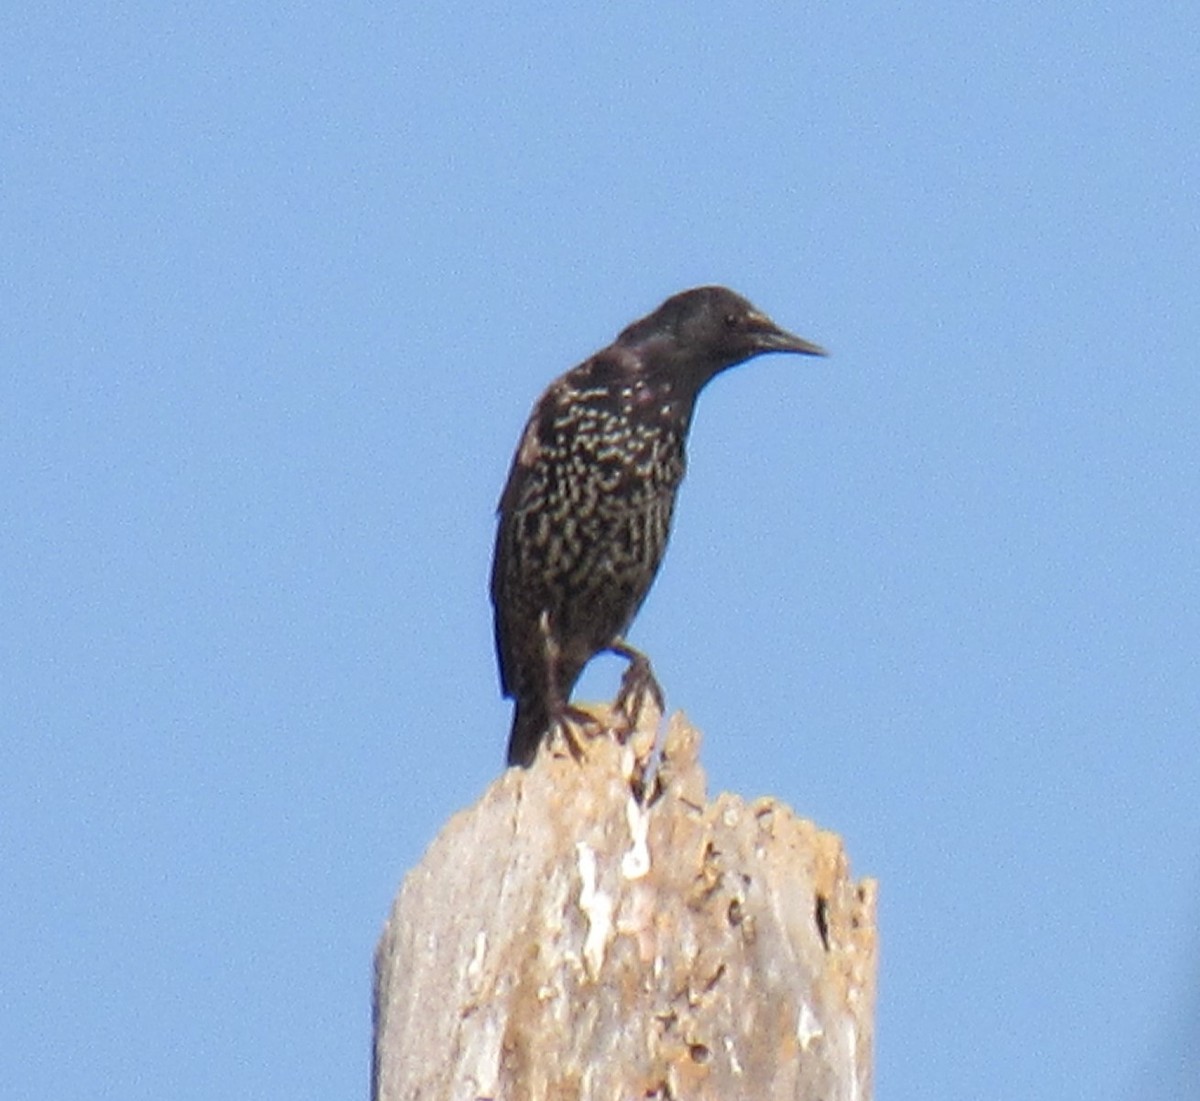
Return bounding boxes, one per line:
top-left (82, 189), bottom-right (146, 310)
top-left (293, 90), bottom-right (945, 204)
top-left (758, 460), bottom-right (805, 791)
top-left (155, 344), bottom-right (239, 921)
top-left (492, 286), bottom-right (825, 767)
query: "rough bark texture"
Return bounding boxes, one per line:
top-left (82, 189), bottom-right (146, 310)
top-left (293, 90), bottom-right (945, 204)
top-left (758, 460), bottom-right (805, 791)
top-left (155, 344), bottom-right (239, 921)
top-left (373, 708), bottom-right (877, 1101)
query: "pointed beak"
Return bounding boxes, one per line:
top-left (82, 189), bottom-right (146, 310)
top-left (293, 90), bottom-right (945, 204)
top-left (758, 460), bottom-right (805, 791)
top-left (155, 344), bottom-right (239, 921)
top-left (748, 312), bottom-right (828, 357)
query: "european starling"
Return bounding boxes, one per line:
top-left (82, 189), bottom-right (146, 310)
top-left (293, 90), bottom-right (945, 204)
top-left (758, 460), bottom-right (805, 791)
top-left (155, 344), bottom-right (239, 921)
top-left (491, 286), bottom-right (826, 767)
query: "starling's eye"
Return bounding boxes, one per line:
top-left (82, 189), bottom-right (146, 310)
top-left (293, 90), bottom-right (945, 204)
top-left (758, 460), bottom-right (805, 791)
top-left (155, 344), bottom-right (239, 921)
top-left (723, 313), bottom-right (740, 329)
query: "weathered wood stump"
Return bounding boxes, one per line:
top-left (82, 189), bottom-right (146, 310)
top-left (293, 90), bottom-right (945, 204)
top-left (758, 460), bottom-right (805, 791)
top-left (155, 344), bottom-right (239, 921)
top-left (373, 709), bottom-right (877, 1101)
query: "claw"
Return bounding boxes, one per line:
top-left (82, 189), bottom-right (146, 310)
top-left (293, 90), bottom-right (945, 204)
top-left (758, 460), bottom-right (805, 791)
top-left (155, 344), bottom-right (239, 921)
top-left (549, 703), bottom-right (606, 760)
top-left (609, 638), bottom-right (665, 737)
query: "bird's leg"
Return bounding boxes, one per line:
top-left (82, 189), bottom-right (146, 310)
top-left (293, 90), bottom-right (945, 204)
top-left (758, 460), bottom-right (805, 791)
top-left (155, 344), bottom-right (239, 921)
top-left (539, 611), bottom-right (603, 760)
top-left (609, 637), bottom-right (666, 738)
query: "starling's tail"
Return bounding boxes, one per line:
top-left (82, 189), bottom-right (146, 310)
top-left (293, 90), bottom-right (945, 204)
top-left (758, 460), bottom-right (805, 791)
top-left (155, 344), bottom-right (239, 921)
top-left (506, 699), bottom-right (549, 768)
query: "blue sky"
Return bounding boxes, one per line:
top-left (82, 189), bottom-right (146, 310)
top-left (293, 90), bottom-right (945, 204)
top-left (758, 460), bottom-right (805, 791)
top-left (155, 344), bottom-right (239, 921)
top-left (4, 3), bottom-right (1198, 1098)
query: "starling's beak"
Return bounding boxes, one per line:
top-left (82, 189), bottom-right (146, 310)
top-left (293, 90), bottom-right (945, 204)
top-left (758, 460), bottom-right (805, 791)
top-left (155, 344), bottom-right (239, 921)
top-left (747, 312), bottom-right (828, 357)
top-left (753, 319), bottom-right (830, 357)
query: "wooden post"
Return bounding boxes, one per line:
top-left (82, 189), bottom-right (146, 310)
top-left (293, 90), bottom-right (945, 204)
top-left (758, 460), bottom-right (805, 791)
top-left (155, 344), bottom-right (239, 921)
top-left (373, 709), bottom-right (877, 1101)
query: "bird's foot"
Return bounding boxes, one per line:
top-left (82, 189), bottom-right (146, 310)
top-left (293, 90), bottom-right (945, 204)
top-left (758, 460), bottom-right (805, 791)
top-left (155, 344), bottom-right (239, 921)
top-left (610, 639), bottom-right (665, 739)
top-left (550, 703), bottom-right (607, 761)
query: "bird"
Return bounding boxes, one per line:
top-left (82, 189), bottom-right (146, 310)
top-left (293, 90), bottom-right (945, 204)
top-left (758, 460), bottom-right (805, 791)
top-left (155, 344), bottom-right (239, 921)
top-left (491, 286), bottom-right (826, 767)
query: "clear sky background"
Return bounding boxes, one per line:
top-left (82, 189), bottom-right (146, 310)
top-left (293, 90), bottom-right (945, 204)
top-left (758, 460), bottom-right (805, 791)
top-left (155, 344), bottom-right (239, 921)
top-left (4, 4), bottom-right (1198, 1099)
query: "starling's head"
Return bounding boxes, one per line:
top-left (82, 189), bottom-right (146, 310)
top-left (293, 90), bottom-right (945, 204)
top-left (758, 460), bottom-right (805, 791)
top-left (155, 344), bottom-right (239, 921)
top-left (617, 286), bottom-right (826, 386)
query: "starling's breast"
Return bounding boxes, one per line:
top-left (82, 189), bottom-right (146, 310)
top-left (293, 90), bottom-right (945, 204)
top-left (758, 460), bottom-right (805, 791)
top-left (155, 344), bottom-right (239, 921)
top-left (521, 381), bottom-right (685, 599)
top-left (546, 381), bottom-right (688, 505)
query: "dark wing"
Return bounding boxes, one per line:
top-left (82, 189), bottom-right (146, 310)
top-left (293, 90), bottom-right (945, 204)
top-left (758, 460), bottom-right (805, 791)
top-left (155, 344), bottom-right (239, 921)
top-left (489, 392), bottom-right (550, 698)
top-left (488, 351), bottom-right (630, 698)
